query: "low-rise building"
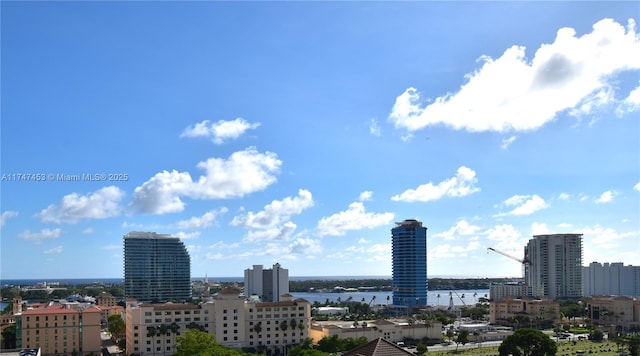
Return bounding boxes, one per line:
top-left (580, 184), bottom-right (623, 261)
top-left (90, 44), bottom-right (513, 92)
top-left (96, 294), bottom-right (118, 307)
top-left (309, 318), bottom-right (442, 344)
top-left (125, 288), bottom-right (311, 355)
top-left (587, 296), bottom-right (640, 329)
top-left (489, 282), bottom-right (524, 301)
top-left (17, 303), bottom-right (102, 356)
top-left (489, 298), bottom-right (560, 325)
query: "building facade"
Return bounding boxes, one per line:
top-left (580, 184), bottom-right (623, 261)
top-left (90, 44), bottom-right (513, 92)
top-left (583, 262), bottom-right (640, 297)
top-left (391, 219), bottom-right (428, 307)
top-left (310, 318), bottom-right (442, 345)
top-left (489, 298), bottom-right (560, 325)
top-left (587, 295), bottom-right (640, 330)
top-left (525, 233), bottom-right (583, 299)
top-left (17, 304), bottom-right (102, 356)
top-left (244, 263), bottom-right (289, 302)
top-left (124, 232), bottom-right (191, 302)
top-left (125, 289), bottom-right (311, 356)
top-left (489, 282), bottom-right (525, 301)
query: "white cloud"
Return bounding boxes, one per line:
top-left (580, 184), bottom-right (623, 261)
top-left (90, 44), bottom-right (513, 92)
top-left (391, 166), bottom-right (480, 202)
top-left (485, 224), bottom-right (527, 253)
top-left (180, 118), bottom-right (260, 145)
top-left (434, 220), bottom-right (481, 241)
top-left (317, 202), bottom-right (395, 237)
top-left (1, 211), bottom-right (18, 227)
top-left (389, 18), bottom-right (640, 134)
top-left (634, 182), bottom-right (640, 191)
top-left (19, 228), bottom-right (62, 244)
top-left (530, 222), bottom-right (550, 236)
top-left (581, 226), bottom-right (638, 265)
top-left (231, 190), bottom-right (313, 229)
top-left (558, 193), bottom-right (571, 201)
top-left (595, 190), bottom-right (616, 204)
top-left (82, 228), bottom-right (94, 234)
top-left (130, 148), bottom-right (281, 214)
top-left (37, 186), bottom-right (125, 224)
top-left (175, 231), bottom-right (201, 240)
top-left (244, 222), bottom-right (297, 243)
top-left (501, 136), bottom-right (517, 150)
top-left (177, 208), bottom-right (228, 230)
top-left (496, 194), bottom-right (548, 216)
top-left (617, 84), bottom-right (640, 115)
top-left (100, 244), bottom-right (120, 250)
top-left (429, 238), bottom-right (482, 259)
top-left (359, 191), bottom-right (373, 202)
top-left (288, 237), bottom-right (323, 255)
top-left (43, 245), bottom-right (63, 255)
top-left (369, 118), bottom-right (382, 137)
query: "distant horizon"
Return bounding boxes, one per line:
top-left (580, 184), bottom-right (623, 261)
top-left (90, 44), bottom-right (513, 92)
top-left (0, 274), bottom-right (523, 283)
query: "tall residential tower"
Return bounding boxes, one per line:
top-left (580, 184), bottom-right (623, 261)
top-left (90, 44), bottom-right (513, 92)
top-left (244, 263), bottom-right (289, 302)
top-left (124, 231), bottom-right (191, 301)
top-left (525, 233), bottom-right (583, 299)
top-left (391, 219), bottom-right (428, 307)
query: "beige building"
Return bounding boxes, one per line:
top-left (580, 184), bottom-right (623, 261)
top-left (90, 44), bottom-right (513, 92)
top-left (490, 298), bottom-right (560, 324)
top-left (125, 288), bottom-right (311, 355)
top-left (96, 294), bottom-right (118, 307)
top-left (18, 304), bottom-right (102, 356)
top-left (587, 296), bottom-right (640, 329)
top-left (309, 319), bottom-right (442, 344)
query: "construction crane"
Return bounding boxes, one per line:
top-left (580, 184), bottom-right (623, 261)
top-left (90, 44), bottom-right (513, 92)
top-left (487, 247), bottom-right (530, 298)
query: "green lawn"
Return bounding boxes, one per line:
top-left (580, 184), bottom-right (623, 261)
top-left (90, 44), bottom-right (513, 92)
top-left (428, 340), bottom-right (622, 356)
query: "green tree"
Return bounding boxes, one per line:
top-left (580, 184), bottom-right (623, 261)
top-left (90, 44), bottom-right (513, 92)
top-left (280, 320), bottom-right (289, 331)
top-left (456, 330), bottom-right (469, 351)
top-left (416, 342), bottom-right (428, 355)
top-left (589, 329), bottom-right (604, 341)
top-left (174, 329), bottom-right (218, 356)
top-left (108, 314), bottom-right (125, 341)
top-left (1, 324), bottom-right (16, 349)
top-left (498, 328), bottom-right (557, 356)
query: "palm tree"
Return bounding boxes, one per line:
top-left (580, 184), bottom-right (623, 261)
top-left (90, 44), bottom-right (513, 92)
top-left (298, 321), bottom-right (305, 339)
top-left (158, 324), bottom-right (168, 356)
top-left (280, 320), bottom-right (288, 332)
top-left (289, 318), bottom-right (297, 331)
top-left (146, 326), bottom-right (157, 355)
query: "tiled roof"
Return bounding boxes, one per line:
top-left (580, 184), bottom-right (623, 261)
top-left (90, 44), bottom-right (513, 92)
top-left (343, 337), bottom-right (413, 356)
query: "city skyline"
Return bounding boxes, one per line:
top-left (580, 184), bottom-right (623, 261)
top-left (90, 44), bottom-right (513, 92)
top-left (1, 2), bottom-right (639, 279)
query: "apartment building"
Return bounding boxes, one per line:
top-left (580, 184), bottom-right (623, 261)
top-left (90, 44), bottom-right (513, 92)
top-left (526, 233), bottom-right (583, 298)
top-left (583, 262), bottom-right (640, 297)
top-left (125, 288), bottom-right (311, 355)
top-left (244, 263), bottom-right (289, 302)
top-left (391, 219), bottom-right (428, 307)
top-left (17, 304), bottom-right (102, 356)
top-left (489, 298), bottom-right (560, 324)
top-left (489, 282), bottom-right (525, 301)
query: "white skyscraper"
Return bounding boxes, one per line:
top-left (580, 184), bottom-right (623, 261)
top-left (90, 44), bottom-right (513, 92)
top-left (525, 233), bottom-right (583, 299)
top-left (244, 263), bottom-right (289, 302)
top-left (583, 262), bottom-right (640, 297)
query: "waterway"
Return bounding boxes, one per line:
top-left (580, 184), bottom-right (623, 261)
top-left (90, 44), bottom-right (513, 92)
top-left (290, 289), bottom-right (488, 307)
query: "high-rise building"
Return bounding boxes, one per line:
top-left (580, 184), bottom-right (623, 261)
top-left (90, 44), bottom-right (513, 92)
top-left (583, 262), bottom-right (640, 297)
top-left (124, 231), bottom-right (191, 302)
top-left (391, 219), bottom-right (428, 307)
top-left (525, 233), bottom-right (583, 299)
top-left (244, 263), bottom-right (289, 302)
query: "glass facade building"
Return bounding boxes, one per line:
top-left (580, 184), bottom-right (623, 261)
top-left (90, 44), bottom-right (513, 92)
top-left (391, 219), bottom-right (428, 307)
top-left (124, 231), bottom-right (191, 301)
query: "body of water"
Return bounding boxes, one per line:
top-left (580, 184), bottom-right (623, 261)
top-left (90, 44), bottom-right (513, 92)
top-left (291, 290), bottom-right (488, 307)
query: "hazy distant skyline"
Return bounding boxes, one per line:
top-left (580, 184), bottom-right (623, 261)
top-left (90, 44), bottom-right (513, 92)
top-left (1, 2), bottom-right (638, 279)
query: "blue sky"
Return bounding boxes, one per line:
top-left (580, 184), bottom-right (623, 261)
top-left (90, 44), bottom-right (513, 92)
top-left (1, 1), bottom-right (638, 280)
